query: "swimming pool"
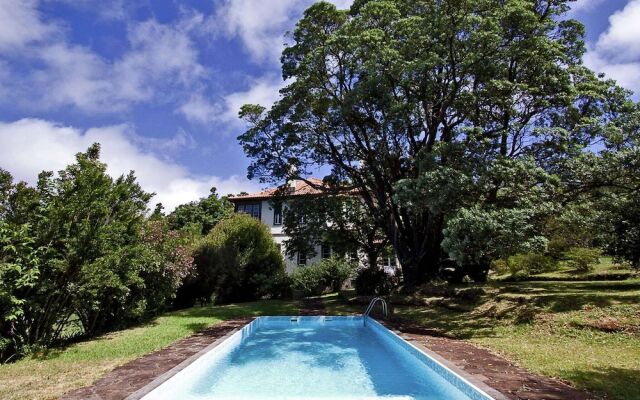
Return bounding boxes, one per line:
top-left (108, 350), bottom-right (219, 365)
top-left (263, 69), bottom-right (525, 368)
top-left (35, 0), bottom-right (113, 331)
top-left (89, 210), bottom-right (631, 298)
top-left (139, 316), bottom-right (495, 400)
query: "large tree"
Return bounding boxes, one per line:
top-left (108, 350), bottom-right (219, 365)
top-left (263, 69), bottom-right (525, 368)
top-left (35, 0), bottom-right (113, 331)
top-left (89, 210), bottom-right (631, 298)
top-left (166, 187), bottom-right (233, 236)
top-left (239, 0), bottom-right (624, 285)
top-left (0, 145), bottom-right (194, 359)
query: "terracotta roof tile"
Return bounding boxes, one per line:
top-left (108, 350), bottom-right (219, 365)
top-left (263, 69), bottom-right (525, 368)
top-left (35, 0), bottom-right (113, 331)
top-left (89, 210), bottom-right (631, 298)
top-left (229, 178), bottom-right (325, 201)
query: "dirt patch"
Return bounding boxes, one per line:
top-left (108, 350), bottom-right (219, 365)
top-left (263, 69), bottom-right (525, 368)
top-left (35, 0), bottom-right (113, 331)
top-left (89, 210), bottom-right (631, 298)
top-left (299, 297), bottom-right (327, 315)
top-left (574, 316), bottom-right (640, 334)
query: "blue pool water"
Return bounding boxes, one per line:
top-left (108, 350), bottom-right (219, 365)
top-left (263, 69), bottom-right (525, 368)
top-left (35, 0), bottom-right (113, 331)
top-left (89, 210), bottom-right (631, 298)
top-left (141, 316), bottom-right (493, 400)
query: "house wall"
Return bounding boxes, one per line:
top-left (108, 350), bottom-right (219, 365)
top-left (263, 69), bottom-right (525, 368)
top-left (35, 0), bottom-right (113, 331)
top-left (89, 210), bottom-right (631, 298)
top-left (233, 197), bottom-right (400, 275)
top-left (234, 199), bottom-right (324, 273)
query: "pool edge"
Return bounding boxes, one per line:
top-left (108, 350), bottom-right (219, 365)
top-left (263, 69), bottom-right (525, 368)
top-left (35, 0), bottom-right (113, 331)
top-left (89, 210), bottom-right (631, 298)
top-left (126, 318), bottom-right (256, 400)
top-left (129, 316), bottom-right (507, 400)
top-left (370, 318), bottom-right (508, 400)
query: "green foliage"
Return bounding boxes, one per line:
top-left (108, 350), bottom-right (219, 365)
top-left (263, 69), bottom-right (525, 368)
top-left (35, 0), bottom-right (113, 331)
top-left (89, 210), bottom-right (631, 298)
top-left (290, 264), bottom-right (327, 297)
top-left (0, 146), bottom-right (194, 360)
top-left (564, 105), bottom-right (640, 268)
top-left (290, 257), bottom-right (356, 296)
top-left (178, 213), bottom-right (285, 305)
top-left (506, 253), bottom-right (558, 278)
top-left (354, 267), bottom-right (397, 296)
top-left (564, 247), bottom-right (602, 272)
top-left (284, 195), bottom-right (387, 268)
top-left (238, 0), bottom-right (627, 286)
top-left (607, 184), bottom-right (640, 269)
top-left (167, 187), bottom-right (233, 235)
top-left (442, 204), bottom-right (550, 268)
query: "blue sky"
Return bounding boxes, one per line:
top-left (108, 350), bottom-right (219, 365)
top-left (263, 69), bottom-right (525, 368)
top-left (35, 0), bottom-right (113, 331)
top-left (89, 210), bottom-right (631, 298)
top-left (0, 0), bottom-right (637, 210)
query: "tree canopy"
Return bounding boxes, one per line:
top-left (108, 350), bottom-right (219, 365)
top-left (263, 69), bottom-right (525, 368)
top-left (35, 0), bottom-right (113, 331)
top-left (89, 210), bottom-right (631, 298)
top-left (0, 145), bottom-right (194, 360)
top-left (239, 0), bottom-right (635, 285)
top-left (166, 188), bottom-right (233, 236)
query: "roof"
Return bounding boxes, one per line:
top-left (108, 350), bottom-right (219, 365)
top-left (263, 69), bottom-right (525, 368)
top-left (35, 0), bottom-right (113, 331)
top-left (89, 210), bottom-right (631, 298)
top-left (228, 178), bottom-right (325, 202)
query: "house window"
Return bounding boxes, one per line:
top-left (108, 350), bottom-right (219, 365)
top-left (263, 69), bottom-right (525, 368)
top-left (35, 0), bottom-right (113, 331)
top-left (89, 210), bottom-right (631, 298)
top-left (273, 203), bottom-right (283, 225)
top-left (236, 202), bottom-right (261, 220)
top-left (297, 252), bottom-right (307, 266)
top-left (276, 243), bottom-right (282, 254)
top-left (321, 244), bottom-right (331, 259)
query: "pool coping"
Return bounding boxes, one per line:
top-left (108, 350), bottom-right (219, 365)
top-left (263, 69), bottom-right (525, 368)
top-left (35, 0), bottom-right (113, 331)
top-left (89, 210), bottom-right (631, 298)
top-left (377, 320), bottom-right (508, 400)
top-left (125, 319), bottom-right (254, 400)
top-left (129, 315), bottom-right (507, 400)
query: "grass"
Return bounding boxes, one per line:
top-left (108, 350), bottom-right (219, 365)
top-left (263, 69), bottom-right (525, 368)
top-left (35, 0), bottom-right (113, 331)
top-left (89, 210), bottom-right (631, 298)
top-left (330, 279), bottom-right (640, 400)
top-left (3, 261), bottom-right (638, 400)
top-left (0, 299), bottom-right (298, 400)
top-left (494, 257), bottom-right (637, 281)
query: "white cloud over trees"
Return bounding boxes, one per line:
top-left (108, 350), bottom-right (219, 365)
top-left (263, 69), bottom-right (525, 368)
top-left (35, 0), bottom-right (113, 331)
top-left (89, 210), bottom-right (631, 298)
top-left (0, 119), bottom-right (257, 211)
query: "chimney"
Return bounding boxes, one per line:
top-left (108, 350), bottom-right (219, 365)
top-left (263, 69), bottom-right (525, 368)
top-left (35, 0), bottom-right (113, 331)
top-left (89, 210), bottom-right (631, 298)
top-left (286, 164), bottom-right (298, 194)
top-left (287, 179), bottom-right (297, 194)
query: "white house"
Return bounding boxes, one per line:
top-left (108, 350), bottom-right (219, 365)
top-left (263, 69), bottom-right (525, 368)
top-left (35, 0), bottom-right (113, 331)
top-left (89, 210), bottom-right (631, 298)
top-left (228, 178), bottom-right (331, 272)
top-left (228, 178), bottom-right (400, 274)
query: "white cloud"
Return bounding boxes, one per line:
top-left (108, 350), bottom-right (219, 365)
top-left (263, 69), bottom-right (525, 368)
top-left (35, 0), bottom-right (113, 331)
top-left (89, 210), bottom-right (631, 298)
top-left (0, 119), bottom-right (258, 211)
top-left (583, 0), bottom-right (640, 96)
top-left (221, 75), bottom-right (285, 122)
top-left (0, 0), bottom-right (56, 51)
top-left (0, 1), bottom-right (208, 112)
top-left (179, 94), bottom-right (222, 125)
top-left (112, 20), bottom-right (205, 103)
top-left (216, 0), bottom-right (302, 63)
top-left (179, 75), bottom-right (285, 126)
top-left (215, 0), bottom-right (353, 64)
top-left (584, 51), bottom-right (640, 95)
top-left (592, 0), bottom-right (640, 62)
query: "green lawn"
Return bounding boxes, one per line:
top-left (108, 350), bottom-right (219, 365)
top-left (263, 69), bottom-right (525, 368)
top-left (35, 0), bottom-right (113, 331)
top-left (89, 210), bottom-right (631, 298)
top-left (3, 276), bottom-right (638, 400)
top-left (330, 279), bottom-right (640, 400)
top-left (0, 299), bottom-right (298, 400)
top-left (494, 257), bottom-right (637, 281)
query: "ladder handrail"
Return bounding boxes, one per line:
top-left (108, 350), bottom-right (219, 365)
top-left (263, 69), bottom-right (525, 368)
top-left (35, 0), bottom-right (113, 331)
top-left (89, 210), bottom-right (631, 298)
top-left (363, 297), bottom-right (388, 324)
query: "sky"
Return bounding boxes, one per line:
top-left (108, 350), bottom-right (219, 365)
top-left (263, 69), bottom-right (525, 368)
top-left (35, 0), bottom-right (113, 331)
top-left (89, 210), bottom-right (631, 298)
top-left (0, 0), bottom-right (637, 211)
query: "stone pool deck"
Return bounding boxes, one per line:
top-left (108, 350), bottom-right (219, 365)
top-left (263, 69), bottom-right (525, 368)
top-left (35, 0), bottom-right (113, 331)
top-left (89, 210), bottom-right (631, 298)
top-left (59, 305), bottom-right (599, 400)
top-left (60, 318), bottom-right (251, 400)
top-left (385, 318), bottom-right (598, 400)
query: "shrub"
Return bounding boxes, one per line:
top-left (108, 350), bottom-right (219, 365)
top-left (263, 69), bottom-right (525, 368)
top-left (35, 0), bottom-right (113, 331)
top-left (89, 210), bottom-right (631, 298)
top-left (290, 257), bottom-right (356, 296)
top-left (177, 213), bottom-right (285, 305)
top-left (354, 267), bottom-right (396, 296)
top-left (491, 259), bottom-right (509, 274)
top-left (564, 247), bottom-right (602, 272)
top-left (0, 147), bottom-right (195, 360)
top-left (506, 253), bottom-right (557, 278)
top-left (321, 257), bottom-right (356, 292)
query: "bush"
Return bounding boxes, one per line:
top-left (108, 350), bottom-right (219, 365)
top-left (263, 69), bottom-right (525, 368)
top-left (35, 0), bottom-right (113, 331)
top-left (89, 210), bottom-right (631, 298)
top-left (290, 257), bottom-right (356, 296)
top-left (491, 259), bottom-right (509, 274)
top-left (176, 213), bottom-right (285, 305)
top-left (0, 147), bottom-right (195, 360)
top-left (354, 267), bottom-right (396, 296)
top-left (564, 247), bottom-right (602, 272)
top-left (506, 253), bottom-right (557, 278)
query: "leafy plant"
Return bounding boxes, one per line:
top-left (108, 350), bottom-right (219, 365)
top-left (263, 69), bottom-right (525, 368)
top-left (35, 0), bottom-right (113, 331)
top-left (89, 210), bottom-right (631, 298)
top-left (0, 145), bottom-right (194, 360)
top-left (506, 253), bottom-right (558, 278)
top-left (564, 247), bottom-right (602, 272)
top-left (354, 267), bottom-right (397, 296)
top-left (290, 257), bottom-right (356, 296)
top-left (238, 0), bottom-right (627, 286)
top-left (177, 213), bottom-right (285, 305)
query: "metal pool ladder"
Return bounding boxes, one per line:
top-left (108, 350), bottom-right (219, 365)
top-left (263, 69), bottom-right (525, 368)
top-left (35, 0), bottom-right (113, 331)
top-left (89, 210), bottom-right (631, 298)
top-left (363, 297), bottom-right (388, 325)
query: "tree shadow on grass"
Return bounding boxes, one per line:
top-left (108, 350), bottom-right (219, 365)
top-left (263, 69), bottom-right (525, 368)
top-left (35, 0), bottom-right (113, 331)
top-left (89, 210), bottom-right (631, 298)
top-left (563, 367), bottom-right (640, 400)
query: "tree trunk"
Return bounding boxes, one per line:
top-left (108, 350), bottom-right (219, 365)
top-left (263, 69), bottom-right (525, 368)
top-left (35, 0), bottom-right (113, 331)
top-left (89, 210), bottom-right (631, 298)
top-left (366, 250), bottom-right (379, 270)
top-left (392, 212), bottom-right (444, 288)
